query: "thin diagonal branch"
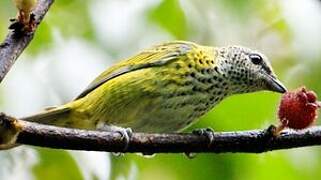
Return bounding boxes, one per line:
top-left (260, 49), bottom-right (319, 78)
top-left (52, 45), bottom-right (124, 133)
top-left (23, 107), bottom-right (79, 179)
top-left (0, 113), bottom-right (321, 153)
top-left (0, 0), bottom-right (54, 82)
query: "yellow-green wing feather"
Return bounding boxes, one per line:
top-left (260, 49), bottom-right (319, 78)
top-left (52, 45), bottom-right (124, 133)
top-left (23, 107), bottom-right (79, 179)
top-left (75, 41), bottom-right (197, 100)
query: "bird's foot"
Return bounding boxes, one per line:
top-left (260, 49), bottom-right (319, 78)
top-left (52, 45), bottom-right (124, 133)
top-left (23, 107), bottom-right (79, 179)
top-left (111, 127), bottom-right (132, 156)
top-left (8, 19), bottom-right (24, 32)
top-left (9, 12), bottom-right (36, 34)
top-left (115, 127), bottom-right (133, 152)
top-left (256, 125), bottom-right (282, 153)
top-left (27, 13), bottom-right (37, 32)
top-left (262, 124), bottom-right (287, 138)
top-left (97, 125), bottom-right (132, 153)
top-left (192, 127), bottom-right (215, 147)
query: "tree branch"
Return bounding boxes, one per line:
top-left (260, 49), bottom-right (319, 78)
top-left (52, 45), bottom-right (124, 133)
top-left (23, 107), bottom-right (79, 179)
top-left (1, 113), bottom-right (321, 153)
top-left (0, 0), bottom-right (54, 82)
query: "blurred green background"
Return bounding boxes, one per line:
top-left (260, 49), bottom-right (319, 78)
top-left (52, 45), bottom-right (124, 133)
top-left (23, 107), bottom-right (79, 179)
top-left (1, 0), bottom-right (321, 179)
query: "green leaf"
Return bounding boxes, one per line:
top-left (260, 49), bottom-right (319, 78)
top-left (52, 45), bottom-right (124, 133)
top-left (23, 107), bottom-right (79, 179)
top-left (148, 0), bottom-right (187, 39)
top-left (48, 0), bottom-right (95, 40)
top-left (25, 0), bottom-right (96, 54)
top-left (33, 148), bottom-right (83, 180)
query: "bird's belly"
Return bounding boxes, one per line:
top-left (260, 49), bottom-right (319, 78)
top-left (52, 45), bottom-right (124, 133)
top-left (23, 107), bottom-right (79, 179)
top-left (128, 102), bottom-right (197, 133)
top-left (101, 93), bottom-right (216, 133)
top-left (82, 67), bottom-right (224, 133)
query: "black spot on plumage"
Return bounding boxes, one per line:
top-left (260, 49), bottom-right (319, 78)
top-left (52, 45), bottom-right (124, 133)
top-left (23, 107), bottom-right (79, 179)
top-left (179, 92), bottom-right (187, 96)
top-left (185, 120), bottom-right (193, 125)
top-left (184, 81), bottom-right (192, 86)
top-left (165, 92), bottom-right (174, 98)
top-left (200, 78), bottom-right (207, 84)
top-left (175, 64), bottom-right (181, 70)
top-left (205, 87), bottom-right (211, 93)
top-left (213, 76), bottom-right (218, 80)
top-left (214, 67), bottom-right (219, 74)
top-left (190, 72), bottom-right (196, 78)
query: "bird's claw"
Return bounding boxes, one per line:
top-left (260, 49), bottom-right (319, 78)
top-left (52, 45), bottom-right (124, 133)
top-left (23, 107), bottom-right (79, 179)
top-left (116, 127), bottom-right (132, 152)
top-left (259, 124), bottom-right (282, 140)
top-left (192, 128), bottom-right (215, 147)
top-left (263, 124), bottom-right (289, 137)
top-left (97, 124), bottom-right (133, 154)
top-left (9, 12), bottom-right (36, 34)
top-left (264, 125), bottom-right (277, 137)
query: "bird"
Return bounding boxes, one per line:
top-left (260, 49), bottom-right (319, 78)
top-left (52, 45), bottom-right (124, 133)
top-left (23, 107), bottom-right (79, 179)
top-left (10, 0), bottom-right (37, 32)
top-left (21, 41), bottom-right (286, 145)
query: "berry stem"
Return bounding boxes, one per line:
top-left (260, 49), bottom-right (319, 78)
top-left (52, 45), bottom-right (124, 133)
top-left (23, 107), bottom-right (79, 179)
top-left (274, 123), bottom-right (286, 136)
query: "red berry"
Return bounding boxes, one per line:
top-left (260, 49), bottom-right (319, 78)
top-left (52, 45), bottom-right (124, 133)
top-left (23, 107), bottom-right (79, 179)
top-left (278, 87), bottom-right (320, 130)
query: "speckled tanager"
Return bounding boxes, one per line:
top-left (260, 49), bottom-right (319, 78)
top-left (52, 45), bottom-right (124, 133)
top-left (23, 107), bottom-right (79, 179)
top-left (22, 41), bottom-right (286, 134)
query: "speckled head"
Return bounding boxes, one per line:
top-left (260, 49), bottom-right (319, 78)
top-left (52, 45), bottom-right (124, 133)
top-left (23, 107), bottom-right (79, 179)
top-left (215, 46), bottom-right (287, 95)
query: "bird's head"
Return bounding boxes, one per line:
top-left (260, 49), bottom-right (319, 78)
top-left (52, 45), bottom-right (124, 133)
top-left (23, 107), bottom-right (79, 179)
top-left (215, 46), bottom-right (287, 95)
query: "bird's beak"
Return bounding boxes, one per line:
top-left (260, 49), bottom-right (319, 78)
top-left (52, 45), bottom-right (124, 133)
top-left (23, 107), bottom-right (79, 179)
top-left (264, 74), bottom-right (287, 93)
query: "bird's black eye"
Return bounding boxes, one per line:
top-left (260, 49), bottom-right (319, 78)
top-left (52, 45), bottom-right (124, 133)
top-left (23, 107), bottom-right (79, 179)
top-left (249, 54), bottom-right (263, 65)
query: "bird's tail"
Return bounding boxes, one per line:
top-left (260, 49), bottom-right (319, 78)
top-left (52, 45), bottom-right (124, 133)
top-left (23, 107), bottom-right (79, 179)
top-left (21, 106), bottom-right (71, 126)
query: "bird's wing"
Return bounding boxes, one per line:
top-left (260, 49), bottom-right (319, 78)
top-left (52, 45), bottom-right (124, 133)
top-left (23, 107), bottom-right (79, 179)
top-left (74, 41), bottom-right (196, 100)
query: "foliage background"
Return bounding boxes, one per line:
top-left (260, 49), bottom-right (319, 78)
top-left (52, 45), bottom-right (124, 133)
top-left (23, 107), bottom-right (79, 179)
top-left (0, 0), bottom-right (321, 179)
